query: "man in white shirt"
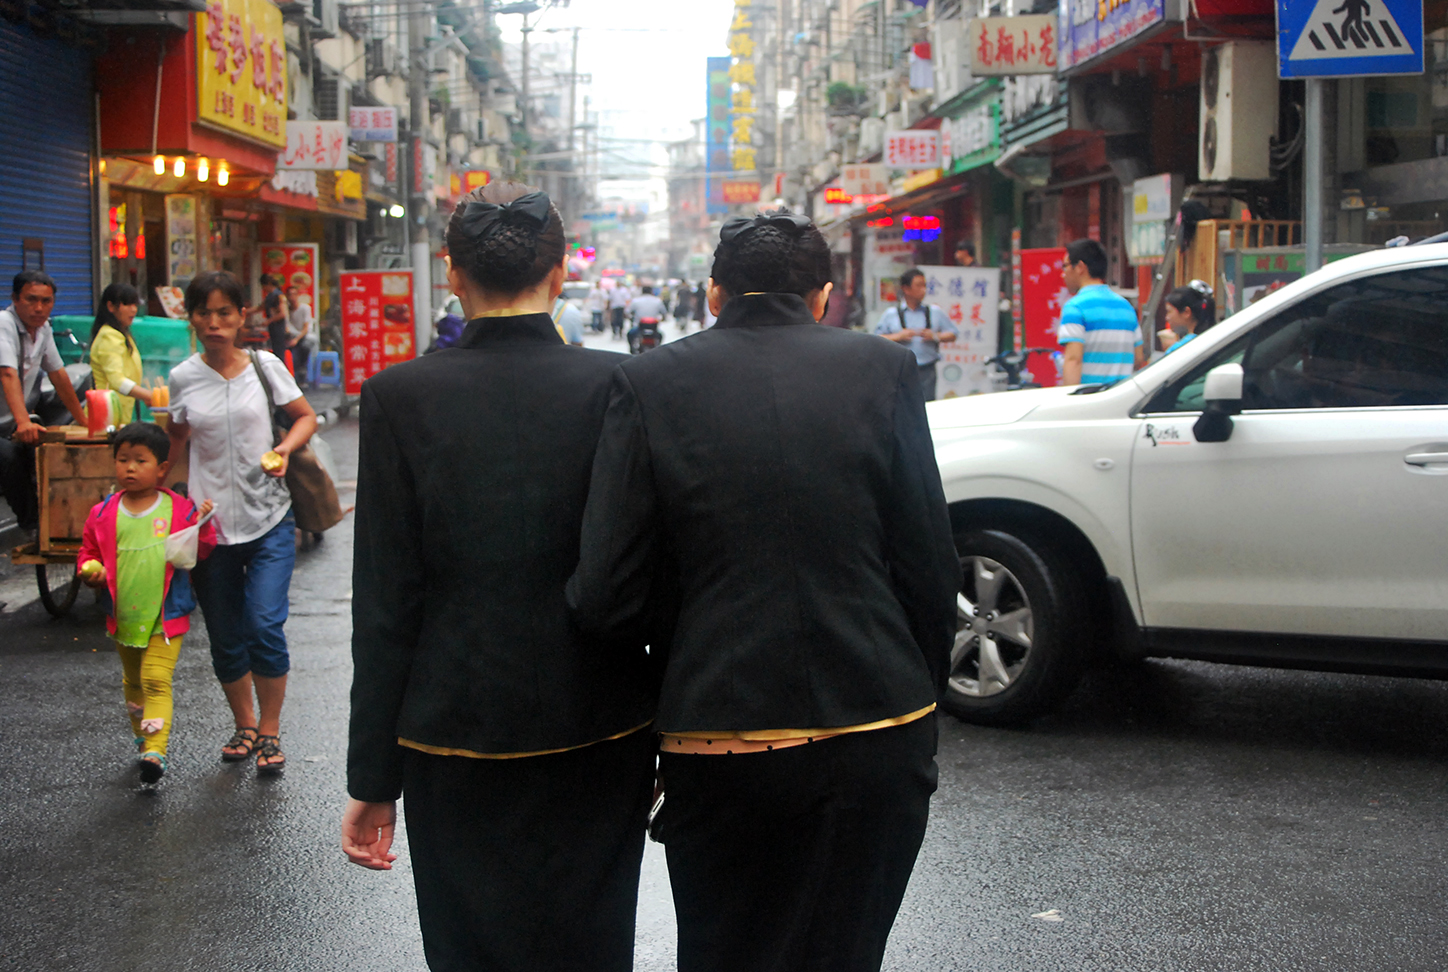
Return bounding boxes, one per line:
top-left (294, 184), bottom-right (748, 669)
top-left (1, 271), bottom-right (88, 530)
top-left (585, 284), bottom-right (607, 333)
top-left (607, 284), bottom-right (632, 338)
top-left (874, 268), bottom-right (959, 402)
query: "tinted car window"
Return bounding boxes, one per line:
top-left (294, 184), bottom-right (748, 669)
top-left (1145, 266), bottom-right (1448, 412)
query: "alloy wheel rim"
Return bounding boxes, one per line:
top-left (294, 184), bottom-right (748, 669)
top-left (950, 556), bottom-right (1034, 698)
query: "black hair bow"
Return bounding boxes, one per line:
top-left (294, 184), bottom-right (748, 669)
top-left (458, 191), bottom-right (552, 241)
top-left (719, 209), bottom-right (813, 244)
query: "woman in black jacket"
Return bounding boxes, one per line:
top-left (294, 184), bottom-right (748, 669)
top-left (342, 182), bottom-right (657, 972)
top-left (568, 211), bottom-right (962, 972)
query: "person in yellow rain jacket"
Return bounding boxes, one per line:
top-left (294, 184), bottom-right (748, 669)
top-left (89, 283), bottom-right (155, 425)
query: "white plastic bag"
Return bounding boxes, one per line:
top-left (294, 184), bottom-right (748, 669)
top-left (308, 432), bottom-right (339, 483)
top-left (165, 507), bottom-right (216, 569)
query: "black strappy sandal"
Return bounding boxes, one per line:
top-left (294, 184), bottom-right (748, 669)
top-left (255, 735), bottom-right (286, 776)
top-left (221, 726), bottom-right (259, 762)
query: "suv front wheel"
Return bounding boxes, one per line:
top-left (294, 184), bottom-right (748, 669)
top-left (943, 529), bottom-right (1087, 726)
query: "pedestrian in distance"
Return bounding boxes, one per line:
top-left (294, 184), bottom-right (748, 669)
top-left (1160, 280), bottom-right (1217, 355)
top-left (0, 270), bottom-right (89, 533)
top-left (568, 208), bottom-right (962, 972)
top-left (874, 267), bottom-right (959, 401)
top-left (586, 281), bottom-right (608, 332)
top-left (259, 274), bottom-right (289, 360)
top-left (953, 239), bottom-right (976, 267)
top-left (1058, 238), bottom-right (1147, 385)
top-left (693, 280), bottom-right (708, 327)
top-left (285, 284), bottom-right (316, 385)
top-left (166, 270), bottom-right (319, 775)
top-left (77, 422), bottom-right (216, 784)
top-left (342, 181), bottom-right (657, 972)
top-left (88, 283), bottom-right (156, 426)
top-left (608, 280), bottom-right (631, 338)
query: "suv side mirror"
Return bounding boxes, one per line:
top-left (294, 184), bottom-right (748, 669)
top-left (1193, 363), bottom-right (1244, 442)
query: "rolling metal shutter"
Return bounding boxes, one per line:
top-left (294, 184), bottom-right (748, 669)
top-left (0, 18), bottom-right (94, 315)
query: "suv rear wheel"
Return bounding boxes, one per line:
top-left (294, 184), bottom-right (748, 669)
top-left (943, 529), bottom-right (1087, 725)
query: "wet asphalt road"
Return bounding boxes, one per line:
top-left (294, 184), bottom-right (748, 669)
top-left (3, 371), bottom-right (1446, 971)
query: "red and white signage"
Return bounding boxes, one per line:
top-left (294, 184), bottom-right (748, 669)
top-left (841, 163), bottom-right (889, 198)
top-left (884, 130), bottom-right (941, 170)
top-left (968, 15), bottom-right (1059, 75)
top-left (1019, 247), bottom-right (1068, 388)
top-left (279, 120), bottom-right (347, 170)
top-left (340, 270), bottom-right (416, 394)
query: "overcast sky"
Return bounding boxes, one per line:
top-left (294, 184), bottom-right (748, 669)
top-left (497, 0), bottom-right (737, 189)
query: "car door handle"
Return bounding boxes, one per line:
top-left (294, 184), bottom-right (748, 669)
top-left (1405, 451), bottom-right (1448, 466)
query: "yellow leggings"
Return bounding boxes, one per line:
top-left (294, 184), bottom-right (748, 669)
top-left (116, 632), bottom-right (182, 757)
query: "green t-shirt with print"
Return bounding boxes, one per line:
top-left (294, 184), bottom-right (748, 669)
top-left (114, 494), bottom-right (172, 648)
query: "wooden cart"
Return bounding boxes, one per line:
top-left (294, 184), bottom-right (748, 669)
top-left (8, 428), bottom-right (114, 617)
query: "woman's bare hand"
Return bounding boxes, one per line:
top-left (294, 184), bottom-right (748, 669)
top-left (341, 797), bottom-right (399, 870)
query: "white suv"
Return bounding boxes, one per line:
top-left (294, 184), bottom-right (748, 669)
top-left (930, 245), bottom-right (1448, 724)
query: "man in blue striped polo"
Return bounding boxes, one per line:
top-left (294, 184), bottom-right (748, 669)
top-left (1057, 239), bottom-right (1146, 386)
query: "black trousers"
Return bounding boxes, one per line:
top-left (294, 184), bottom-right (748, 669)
top-left (657, 714), bottom-right (938, 972)
top-left (402, 728), bottom-right (656, 972)
top-left (610, 307), bottom-right (625, 336)
top-left (0, 436), bottom-right (37, 530)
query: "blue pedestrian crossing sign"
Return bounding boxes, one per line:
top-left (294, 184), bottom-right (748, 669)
top-left (1277, 0), bottom-right (1423, 77)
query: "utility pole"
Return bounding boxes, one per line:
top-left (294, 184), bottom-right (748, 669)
top-left (408, 1), bottom-right (433, 357)
top-left (1303, 78), bottom-right (1324, 273)
top-left (567, 25), bottom-right (579, 223)
top-left (520, 13), bottom-right (531, 148)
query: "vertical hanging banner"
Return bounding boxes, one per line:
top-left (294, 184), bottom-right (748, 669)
top-left (705, 56), bottom-right (733, 215)
top-left (196, 0), bottom-right (287, 147)
top-left (1019, 247), bottom-right (1069, 387)
top-left (728, 1), bottom-right (758, 177)
top-left (920, 265), bottom-right (1000, 397)
top-left (164, 195), bottom-right (199, 288)
top-left (340, 269), bottom-right (416, 395)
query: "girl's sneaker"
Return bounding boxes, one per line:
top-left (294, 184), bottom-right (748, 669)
top-left (138, 753), bottom-right (166, 784)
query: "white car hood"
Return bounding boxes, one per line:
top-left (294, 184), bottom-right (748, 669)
top-left (927, 385), bottom-right (1078, 429)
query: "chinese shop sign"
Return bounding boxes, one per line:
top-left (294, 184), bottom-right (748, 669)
top-left (705, 56), bottom-right (733, 214)
top-left (968, 15), bottom-right (1058, 74)
top-left (260, 243), bottom-right (319, 322)
top-left (196, 0), bottom-right (287, 148)
top-left (1058, 0), bottom-right (1166, 72)
top-left (919, 266), bottom-right (1000, 397)
top-left (884, 130), bottom-right (941, 170)
top-left (340, 270), bottom-right (416, 395)
top-left (279, 121), bottom-right (348, 170)
top-left (348, 106), bottom-right (398, 143)
top-left (728, 0), bottom-right (759, 173)
top-left (721, 181), bottom-right (761, 204)
top-left (841, 163), bottom-right (890, 198)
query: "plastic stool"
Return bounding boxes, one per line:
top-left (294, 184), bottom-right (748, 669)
top-left (312, 350), bottom-right (342, 388)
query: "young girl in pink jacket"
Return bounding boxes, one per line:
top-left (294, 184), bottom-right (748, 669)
top-left (78, 422), bottom-right (216, 784)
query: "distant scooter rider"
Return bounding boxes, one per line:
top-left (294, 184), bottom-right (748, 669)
top-left (626, 287), bottom-right (668, 353)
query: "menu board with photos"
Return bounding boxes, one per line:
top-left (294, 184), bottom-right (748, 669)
top-left (340, 269), bottom-right (416, 394)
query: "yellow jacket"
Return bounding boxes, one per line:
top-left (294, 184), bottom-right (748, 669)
top-left (89, 325), bottom-right (142, 425)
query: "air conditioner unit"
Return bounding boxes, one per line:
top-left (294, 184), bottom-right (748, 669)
top-left (1199, 41), bottom-right (1278, 181)
top-left (311, 0), bottom-right (338, 39)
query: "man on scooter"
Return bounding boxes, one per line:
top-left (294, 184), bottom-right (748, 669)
top-left (625, 286), bottom-right (669, 354)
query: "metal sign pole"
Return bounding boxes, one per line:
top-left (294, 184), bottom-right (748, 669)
top-left (1303, 77), bottom-right (1325, 273)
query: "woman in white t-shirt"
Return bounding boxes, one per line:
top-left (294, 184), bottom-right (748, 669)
top-left (167, 270), bottom-right (318, 775)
